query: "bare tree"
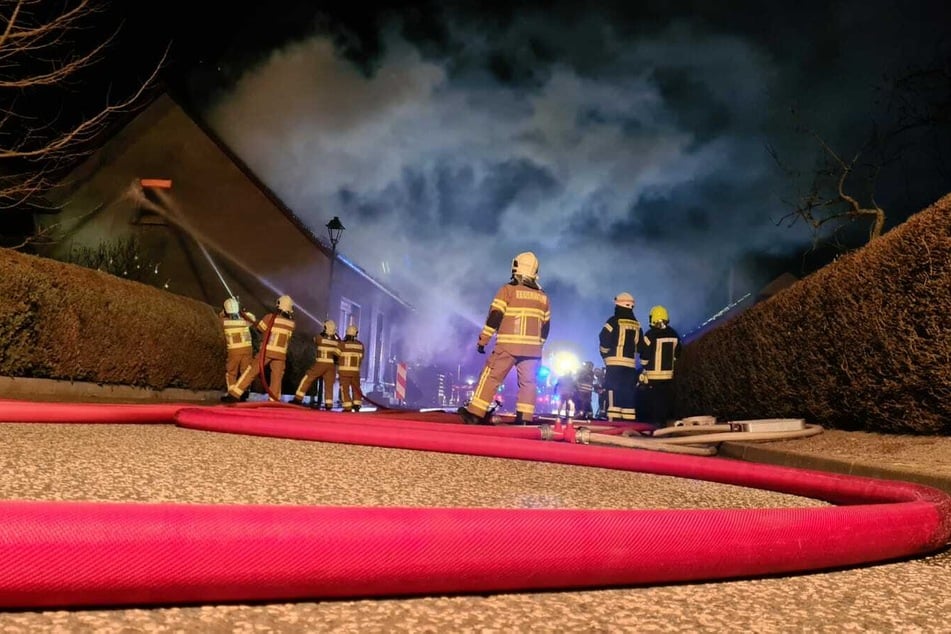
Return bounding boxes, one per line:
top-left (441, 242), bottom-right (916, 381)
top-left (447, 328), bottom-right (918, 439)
top-left (768, 116), bottom-right (890, 249)
top-left (770, 42), bottom-right (951, 251)
top-left (0, 0), bottom-right (166, 210)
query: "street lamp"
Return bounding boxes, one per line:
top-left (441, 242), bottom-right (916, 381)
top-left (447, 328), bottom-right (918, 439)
top-left (325, 216), bottom-right (345, 316)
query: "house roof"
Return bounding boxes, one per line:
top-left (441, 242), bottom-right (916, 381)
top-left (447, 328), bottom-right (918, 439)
top-left (170, 92), bottom-right (413, 310)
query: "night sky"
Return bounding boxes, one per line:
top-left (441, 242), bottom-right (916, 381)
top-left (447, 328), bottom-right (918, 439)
top-left (70, 1), bottom-right (951, 364)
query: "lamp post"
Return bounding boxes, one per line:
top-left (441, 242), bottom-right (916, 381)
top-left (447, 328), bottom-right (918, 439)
top-left (325, 216), bottom-right (345, 317)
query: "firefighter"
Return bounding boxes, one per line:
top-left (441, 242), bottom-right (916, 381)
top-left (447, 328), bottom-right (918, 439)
top-left (337, 322), bottom-right (365, 411)
top-left (292, 319), bottom-right (341, 409)
top-left (639, 305), bottom-right (682, 426)
top-left (222, 295), bottom-right (295, 402)
top-left (553, 371), bottom-right (577, 419)
top-left (575, 360), bottom-right (595, 420)
top-left (598, 292), bottom-right (648, 421)
top-left (458, 251), bottom-right (551, 426)
top-left (592, 365), bottom-right (608, 419)
top-left (219, 297), bottom-right (256, 400)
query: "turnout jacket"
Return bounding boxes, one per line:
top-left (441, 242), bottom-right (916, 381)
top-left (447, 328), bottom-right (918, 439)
top-left (258, 312), bottom-right (295, 359)
top-left (598, 306), bottom-right (647, 369)
top-left (642, 325), bottom-right (682, 380)
top-left (220, 310), bottom-right (256, 352)
top-left (478, 279), bottom-right (551, 358)
top-left (338, 337), bottom-right (365, 376)
top-left (313, 333), bottom-right (342, 365)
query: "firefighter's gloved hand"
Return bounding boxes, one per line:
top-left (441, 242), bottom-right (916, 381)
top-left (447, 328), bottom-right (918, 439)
top-left (477, 344), bottom-right (486, 354)
top-left (638, 373), bottom-right (649, 385)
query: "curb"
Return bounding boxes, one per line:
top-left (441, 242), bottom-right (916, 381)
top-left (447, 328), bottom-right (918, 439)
top-left (0, 375), bottom-right (220, 404)
top-left (720, 442), bottom-right (951, 496)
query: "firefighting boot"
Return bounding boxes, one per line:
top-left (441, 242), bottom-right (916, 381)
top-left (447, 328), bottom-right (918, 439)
top-left (457, 407), bottom-right (483, 425)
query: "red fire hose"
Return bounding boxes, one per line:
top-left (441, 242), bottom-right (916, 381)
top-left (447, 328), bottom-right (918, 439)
top-left (0, 399), bottom-right (948, 609)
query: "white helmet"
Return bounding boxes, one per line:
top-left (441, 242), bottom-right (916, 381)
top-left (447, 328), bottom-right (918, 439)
top-left (614, 292), bottom-right (635, 309)
top-left (323, 319), bottom-right (337, 336)
top-left (346, 323), bottom-right (358, 337)
top-left (512, 251), bottom-right (539, 279)
top-left (276, 295), bottom-right (293, 312)
top-left (223, 297), bottom-right (239, 314)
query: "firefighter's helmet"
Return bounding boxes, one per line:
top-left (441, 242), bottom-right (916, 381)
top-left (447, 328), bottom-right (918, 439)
top-left (346, 323), bottom-right (358, 337)
top-left (323, 319), bottom-right (337, 336)
top-left (650, 305), bottom-right (669, 327)
top-left (276, 295), bottom-right (294, 313)
top-left (614, 292), bottom-right (635, 309)
top-left (223, 297), bottom-right (239, 314)
top-left (511, 251), bottom-right (539, 279)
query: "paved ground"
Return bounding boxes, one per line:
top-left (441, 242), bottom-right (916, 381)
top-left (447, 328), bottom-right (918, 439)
top-left (0, 382), bottom-right (949, 632)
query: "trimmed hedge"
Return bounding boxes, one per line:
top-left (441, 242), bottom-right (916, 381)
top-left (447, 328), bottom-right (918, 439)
top-left (674, 193), bottom-right (951, 434)
top-left (0, 248), bottom-right (224, 390)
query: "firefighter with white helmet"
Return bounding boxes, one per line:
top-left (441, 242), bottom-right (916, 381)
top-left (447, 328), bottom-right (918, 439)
top-left (337, 322), bottom-right (365, 411)
top-left (639, 305), bottom-right (682, 425)
top-left (292, 319), bottom-right (341, 409)
top-left (218, 297), bottom-right (256, 399)
top-left (223, 294), bottom-right (295, 402)
top-left (597, 292), bottom-right (648, 421)
top-left (458, 251), bottom-right (551, 425)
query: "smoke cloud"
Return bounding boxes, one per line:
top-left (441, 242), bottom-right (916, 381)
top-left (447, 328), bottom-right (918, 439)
top-left (200, 2), bottom-right (950, 364)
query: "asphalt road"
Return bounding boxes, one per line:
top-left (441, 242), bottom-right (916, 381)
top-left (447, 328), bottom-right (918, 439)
top-left (0, 422), bottom-right (948, 633)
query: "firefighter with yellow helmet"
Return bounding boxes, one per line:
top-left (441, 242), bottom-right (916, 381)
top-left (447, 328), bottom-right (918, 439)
top-left (598, 292), bottom-right (648, 421)
top-left (639, 305), bottom-right (682, 425)
top-left (337, 322), bottom-right (365, 411)
top-left (292, 319), bottom-right (341, 409)
top-left (458, 251), bottom-right (551, 425)
top-left (219, 297), bottom-right (256, 400)
top-left (223, 294), bottom-right (295, 402)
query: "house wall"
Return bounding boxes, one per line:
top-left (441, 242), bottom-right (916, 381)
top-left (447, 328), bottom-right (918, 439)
top-left (40, 94), bottom-right (415, 398)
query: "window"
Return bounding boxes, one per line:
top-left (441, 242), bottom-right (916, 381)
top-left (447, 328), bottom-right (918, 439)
top-left (338, 297), bottom-right (361, 336)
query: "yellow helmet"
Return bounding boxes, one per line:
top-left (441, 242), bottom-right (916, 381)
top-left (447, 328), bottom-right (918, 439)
top-left (649, 305), bottom-right (669, 326)
top-left (276, 295), bottom-right (293, 313)
top-left (511, 251), bottom-right (539, 279)
top-left (346, 323), bottom-right (358, 337)
top-left (614, 292), bottom-right (635, 309)
top-left (323, 319), bottom-right (337, 336)
top-left (223, 297), bottom-right (239, 314)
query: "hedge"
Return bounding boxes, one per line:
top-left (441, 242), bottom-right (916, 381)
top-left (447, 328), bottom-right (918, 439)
top-left (0, 248), bottom-right (224, 390)
top-left (673, 192), bottom-right (951, 434)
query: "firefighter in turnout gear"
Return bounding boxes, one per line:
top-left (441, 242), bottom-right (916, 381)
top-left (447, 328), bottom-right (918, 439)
top-left (458, 251), bottom-right (551, 426)
top-left (575, 360), bottom-right (596, 420)
top-left (639, 305), bottom-right (682, 425)
top-left (219, 297), bottom-right (256, 399)
top-left (292, 319), bottom-right (341, 409)
top-left (337, 322), bottom-right (365, 411)
top-left (222, 295), bottom-right (295, 402)
top-left (598, 292), bottom-right (648, 421)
